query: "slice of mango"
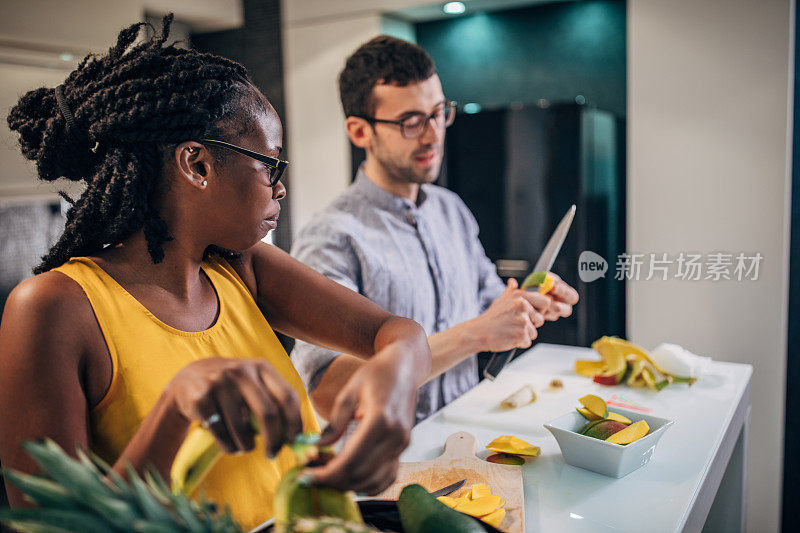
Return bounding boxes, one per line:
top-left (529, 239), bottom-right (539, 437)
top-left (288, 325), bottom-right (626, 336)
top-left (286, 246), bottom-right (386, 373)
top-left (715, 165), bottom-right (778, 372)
top-left (437, 496), bottom-right (458, 508)
top-left (575, 360), bottom-right (606, 377)
top-left (487, 435), bottom-right (541, 456)
top-left (471, 484), bottom-right (491, 499)
top-left (606, 420), bottom-right (650, 444)
top-left (454, 495), bottom-right (502, 517)
top-left (606, 412), bottom-right (632, 425)
top-left (521, 271), bottom-right (555, 294)
top-left (457, 489), bottom-right (472, 501)
top-left (578, 394), bottom-right (608, 418)
top-left (594, 336), bottom-right (671, 375)
top-left (481, 508), bottom-right (506, 528)
top-left (576, 407), bottom-right (602, 421)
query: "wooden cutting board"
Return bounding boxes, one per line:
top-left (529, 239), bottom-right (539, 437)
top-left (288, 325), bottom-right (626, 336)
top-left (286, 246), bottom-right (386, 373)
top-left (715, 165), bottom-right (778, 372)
top-left (376, 432), bottom-right (524, 533)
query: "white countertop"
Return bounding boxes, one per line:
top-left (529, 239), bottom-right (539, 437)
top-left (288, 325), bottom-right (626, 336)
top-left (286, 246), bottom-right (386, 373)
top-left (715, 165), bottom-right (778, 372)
top-left (401, 343), bottom-right (753, 532)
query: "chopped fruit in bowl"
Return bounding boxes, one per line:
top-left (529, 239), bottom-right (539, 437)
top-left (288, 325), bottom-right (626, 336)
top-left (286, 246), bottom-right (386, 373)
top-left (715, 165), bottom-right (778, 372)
top-left (544, 401), bottom-right (674, 478)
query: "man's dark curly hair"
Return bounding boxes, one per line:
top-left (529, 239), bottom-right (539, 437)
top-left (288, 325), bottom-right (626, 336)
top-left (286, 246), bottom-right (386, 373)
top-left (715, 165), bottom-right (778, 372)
top-left (338, 35), bottom-right (436, 118)
top-left (7, 14), bottom-right (270, 274)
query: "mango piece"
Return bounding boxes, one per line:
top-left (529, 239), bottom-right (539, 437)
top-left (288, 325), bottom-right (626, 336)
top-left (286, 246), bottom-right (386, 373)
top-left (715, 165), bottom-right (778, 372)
top-left (486, 453), bottom-right (525, 466)
top-left (470, 484), bottom-right (491, 499)
top-left (641, 367), bottom-right (657, 390)
top-left (578, 419), bottom-right (604, 435)
top-left (487, 435), bottom-right (540, 456)
top-left (594, 336), bottom-right (671, 376)
top-left (606, 412), bottom-right (632, 425)
top-left (457, 489), bottom-right (472, 501)
top-left (521, 270), bottom-right (555, 293)
top-left (482, 508), bottom-right (506, 528)
top-left (626, 360), bottom-right (646, 386)
top-left (437, 496), bottom-right (458, 508)
top-left (583, 420), bottom-right (628, 440)
top-left (454, 495), bottom-right (502, 517)
top-left (575, 360), bottom-right (606, 377)
top-left (487, 436), bottom-right (540, 457)
top-left (578, 394), bottom-right (608, 418)
top-left (606, 420), bottom-right (650, 444)
top-left (576, 407), bottom-right (602, 421)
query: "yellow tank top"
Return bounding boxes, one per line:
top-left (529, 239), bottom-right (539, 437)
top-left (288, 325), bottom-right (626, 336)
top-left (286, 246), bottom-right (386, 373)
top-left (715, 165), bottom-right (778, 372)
top-left (53, 255), bottom-right (320, 530)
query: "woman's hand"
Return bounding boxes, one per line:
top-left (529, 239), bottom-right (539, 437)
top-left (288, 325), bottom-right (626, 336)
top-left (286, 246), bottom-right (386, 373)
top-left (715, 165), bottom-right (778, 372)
top-left (303, 347), bottom-right (418, 495)
top-left (165, 357), bottom-right (304, 457)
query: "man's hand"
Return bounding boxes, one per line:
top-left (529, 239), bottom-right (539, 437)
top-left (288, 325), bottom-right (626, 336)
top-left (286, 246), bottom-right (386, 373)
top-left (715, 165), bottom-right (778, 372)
top-left (303, 347), bottom-right (418, 494)
top-left (468, 278), bottom-right (547, 352)
top-left (536, 273), bottom-right (579, 321)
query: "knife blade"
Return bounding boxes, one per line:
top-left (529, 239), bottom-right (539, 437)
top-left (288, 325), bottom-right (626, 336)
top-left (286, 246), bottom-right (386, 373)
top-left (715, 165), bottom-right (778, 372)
top-left (430, 478), bottom-right (467, 497)
top-left (483, 205), bottom-right (576, 381)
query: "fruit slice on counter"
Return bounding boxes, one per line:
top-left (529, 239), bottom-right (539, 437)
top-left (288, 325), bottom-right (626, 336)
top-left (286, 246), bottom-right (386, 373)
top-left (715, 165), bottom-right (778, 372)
top-left (606, 420), bottom-right (650, 445)
top-left (605, 412), bottom-right (632, 425)
top-left (486, 453), bottom-right (525, 465)
top-left (500, 384), bottom-right (537, 409)
top-left (626, 359), bottom-right (646, 387)
top-left (521, 270), bottom-right (556, 294)
top-left (591, 344), bottom-right (628, 386)
top-left (487, 435), bottom-right (541, 456)
top-left (482, 508), bottom-right (506, 529)
top-left (578, 394), bottom-right (608, 418)
top-left (575, 359), bottom-right (606, 377)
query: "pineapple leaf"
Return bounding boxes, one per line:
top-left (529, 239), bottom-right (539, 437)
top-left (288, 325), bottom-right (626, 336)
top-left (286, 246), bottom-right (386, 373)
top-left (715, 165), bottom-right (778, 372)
top-left (0, 469), bottom-right (75, 510)
top-left (0, 507), bottom-right (117, 533)
top-left (1, 440), bottom-right (244, 533)
top-left (127, 465), bottom-right (175, 523)
top-left (21, 440), bottom-right (115, 500)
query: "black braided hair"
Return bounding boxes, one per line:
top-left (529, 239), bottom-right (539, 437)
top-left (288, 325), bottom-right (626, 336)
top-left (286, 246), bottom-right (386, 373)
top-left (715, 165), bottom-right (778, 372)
top-left (7, 14), bottom-right (269, 274)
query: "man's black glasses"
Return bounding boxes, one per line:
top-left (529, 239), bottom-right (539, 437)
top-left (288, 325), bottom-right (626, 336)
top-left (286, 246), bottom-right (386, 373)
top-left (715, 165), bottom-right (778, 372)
top-left (201, 139), bottom-right (288, 187)
top-left (353, 100), bottom-right (457, 139)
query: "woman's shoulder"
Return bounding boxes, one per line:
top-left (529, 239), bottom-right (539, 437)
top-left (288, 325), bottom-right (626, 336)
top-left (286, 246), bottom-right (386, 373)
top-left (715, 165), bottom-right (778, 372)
top-left (3, 270), bottom-right (96, 334)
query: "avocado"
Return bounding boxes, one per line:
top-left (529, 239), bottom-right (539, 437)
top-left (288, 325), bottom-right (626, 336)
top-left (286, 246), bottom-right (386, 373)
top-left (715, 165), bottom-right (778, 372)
top-left (398, 484), bottom-right (487, 533)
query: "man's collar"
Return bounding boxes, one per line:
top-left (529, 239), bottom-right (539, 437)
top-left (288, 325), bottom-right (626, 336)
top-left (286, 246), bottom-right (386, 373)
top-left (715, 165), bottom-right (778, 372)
top-left (353, 164), bottom-right (429, 213)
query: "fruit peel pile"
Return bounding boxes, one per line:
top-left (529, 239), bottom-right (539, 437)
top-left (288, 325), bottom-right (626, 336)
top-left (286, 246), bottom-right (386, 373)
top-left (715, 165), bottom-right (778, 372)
top-left (575, 336), bottom-right (698, 390)
top-left (575, 394), bottom-right (650, 445)
top-left (436, 483), bottom-right (506, 529)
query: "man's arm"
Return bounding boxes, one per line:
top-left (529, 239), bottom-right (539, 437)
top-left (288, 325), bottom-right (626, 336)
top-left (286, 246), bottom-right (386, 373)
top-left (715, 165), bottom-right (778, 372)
top-left (311, 276), bottom-right (549, 419)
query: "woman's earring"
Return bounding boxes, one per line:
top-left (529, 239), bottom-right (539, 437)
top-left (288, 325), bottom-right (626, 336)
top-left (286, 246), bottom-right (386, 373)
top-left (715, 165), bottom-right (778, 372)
top-left (200, 180), bottom-right (208, 188)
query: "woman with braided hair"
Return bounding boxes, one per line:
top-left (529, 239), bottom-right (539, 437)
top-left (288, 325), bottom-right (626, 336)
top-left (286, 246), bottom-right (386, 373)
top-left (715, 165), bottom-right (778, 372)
top-left (0, 16), bottom-right (431, 528)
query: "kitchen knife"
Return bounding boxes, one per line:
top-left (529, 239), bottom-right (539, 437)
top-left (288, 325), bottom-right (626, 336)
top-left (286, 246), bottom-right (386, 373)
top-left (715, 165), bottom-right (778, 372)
top-left (482, 205), bottom-right (576, 381)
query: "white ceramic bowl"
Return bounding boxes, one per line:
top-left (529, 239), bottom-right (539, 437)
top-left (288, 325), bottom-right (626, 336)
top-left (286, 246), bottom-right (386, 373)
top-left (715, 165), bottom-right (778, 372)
top-left (543, 407), bottom-right (674, 478)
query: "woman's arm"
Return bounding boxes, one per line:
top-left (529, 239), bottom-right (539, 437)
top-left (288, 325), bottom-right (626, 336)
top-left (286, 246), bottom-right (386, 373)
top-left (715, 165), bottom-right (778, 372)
top-left (0, 273), bottom-right (303, 506)
top-left (0, 274), bottom-right (94, 507)
top-left (239, 243), bottom-right (432, 493)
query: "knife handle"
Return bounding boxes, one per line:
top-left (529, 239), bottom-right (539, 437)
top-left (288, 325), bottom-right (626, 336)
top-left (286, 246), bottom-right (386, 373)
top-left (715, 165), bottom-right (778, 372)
top-left (483, 348), bottom-right (517, 381)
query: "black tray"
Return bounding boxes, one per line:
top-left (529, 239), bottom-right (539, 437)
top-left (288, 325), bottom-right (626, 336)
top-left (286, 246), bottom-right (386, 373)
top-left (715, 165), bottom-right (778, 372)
top-left (253, 499), bottom-right (504, 532)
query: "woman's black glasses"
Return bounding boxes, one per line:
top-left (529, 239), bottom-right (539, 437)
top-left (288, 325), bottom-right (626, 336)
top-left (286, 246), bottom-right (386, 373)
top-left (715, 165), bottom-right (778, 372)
top-left (201, 139), bottom-right (288, 187)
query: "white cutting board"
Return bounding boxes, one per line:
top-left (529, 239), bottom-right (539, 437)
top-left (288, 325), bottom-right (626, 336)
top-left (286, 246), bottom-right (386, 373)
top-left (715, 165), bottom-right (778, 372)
top-left (442, 371), bottom-right (599, 435)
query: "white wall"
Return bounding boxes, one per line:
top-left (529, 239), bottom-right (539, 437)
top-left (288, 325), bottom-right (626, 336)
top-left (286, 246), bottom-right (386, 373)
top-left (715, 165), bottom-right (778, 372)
top-left (628, 1), bottom-right (792, 531)
top-left (281, 0), bottom-right (429, 235)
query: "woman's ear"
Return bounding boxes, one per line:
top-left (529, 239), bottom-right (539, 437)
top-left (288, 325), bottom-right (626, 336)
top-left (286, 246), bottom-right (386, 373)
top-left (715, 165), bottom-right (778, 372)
top-left (345, 116), bottom-right (373, 150)
top-left (174, 141), bottom-right (213, 190)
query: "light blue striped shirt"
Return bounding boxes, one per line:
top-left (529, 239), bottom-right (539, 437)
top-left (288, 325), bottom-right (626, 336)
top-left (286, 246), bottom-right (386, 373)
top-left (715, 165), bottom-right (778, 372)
top-left (290, 166), bottom-right (506, 422)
